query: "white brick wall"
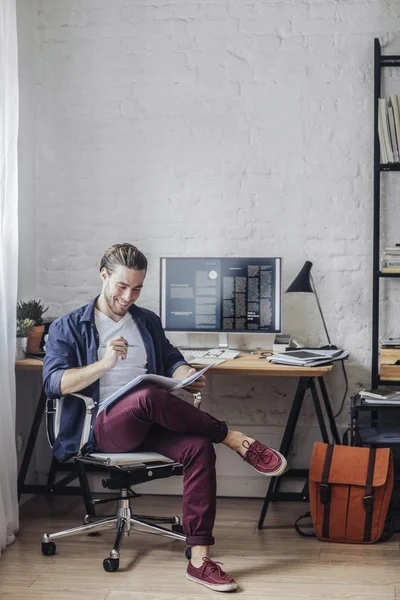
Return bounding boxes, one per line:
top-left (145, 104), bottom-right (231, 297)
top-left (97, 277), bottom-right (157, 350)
top-left (17, 0), bottom-right (400, 493)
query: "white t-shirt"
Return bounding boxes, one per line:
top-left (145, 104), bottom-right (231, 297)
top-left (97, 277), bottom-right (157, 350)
top-left (95, 309), bottom-right (147, 404)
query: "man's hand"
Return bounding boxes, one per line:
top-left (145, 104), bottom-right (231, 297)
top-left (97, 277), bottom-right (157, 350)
top-left (172, 365), bottom-right (206, 393)
top-left (101, 337), bottom-right (128, 371)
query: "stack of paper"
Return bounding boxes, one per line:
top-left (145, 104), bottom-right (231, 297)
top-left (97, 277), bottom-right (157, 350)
top-left (359, 389), bottom-right (400, 404)
top-left (267, 349), bottom-right (349, 367)
top-left (380, 337), bottom-right (400, 348)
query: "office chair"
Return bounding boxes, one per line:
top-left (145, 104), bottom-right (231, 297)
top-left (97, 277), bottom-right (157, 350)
top-left (41, 393), bottom-right (201, 571)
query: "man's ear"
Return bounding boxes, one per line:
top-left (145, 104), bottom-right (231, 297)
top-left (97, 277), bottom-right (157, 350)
top-left (100, 267), bottom-right (108, 282)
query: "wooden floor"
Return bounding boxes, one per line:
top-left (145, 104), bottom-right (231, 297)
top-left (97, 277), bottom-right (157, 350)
top-left (0, 494), bottom-right (399, 599)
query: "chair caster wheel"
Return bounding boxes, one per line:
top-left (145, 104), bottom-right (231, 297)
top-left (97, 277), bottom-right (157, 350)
top-left (42, 542), bottom-right (56, 556)
top-left (185, 547), bottom-right (192, 561)
top-left (172, 523), bottom-right (184, 534)
top-left (103, 557), bottom-right (119, 572)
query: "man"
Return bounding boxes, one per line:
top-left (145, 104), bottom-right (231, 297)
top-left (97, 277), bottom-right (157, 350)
top-left (43, 243), bottom-right (287, 593)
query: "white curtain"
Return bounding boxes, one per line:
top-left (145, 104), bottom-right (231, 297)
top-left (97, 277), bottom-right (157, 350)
top-left (0, 0), bottom-right (19, 553)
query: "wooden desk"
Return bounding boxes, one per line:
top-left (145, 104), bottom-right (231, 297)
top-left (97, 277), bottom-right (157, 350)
top-left (15, 357), bottom-right (44, 371)
top-left (16, 354), bottom-right (340, 529)
top-left (194, 352), bottom-right (333, 377)
top-left (192, 352), bottom-right (339, 529)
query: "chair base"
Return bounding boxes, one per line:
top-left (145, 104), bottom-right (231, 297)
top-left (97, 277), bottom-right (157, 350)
top-left (41, 488), bottom-right (186, 571)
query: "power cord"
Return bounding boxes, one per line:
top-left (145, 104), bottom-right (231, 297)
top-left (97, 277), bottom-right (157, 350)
top-left (333, 359), bottom-right (349, 419)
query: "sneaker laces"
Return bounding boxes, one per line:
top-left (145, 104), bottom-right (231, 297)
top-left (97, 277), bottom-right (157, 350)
top-left (200, 557), bottom-right (230, 580)
top-left (242, 440), bottom-right (272, 465)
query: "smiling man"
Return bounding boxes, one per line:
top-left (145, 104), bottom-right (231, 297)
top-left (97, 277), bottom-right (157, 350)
top-left (43, 243), bottom-right (287, 592)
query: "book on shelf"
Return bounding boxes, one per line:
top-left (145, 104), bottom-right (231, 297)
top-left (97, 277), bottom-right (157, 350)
top-left (378, 110), bottom-right (388, 163)
top-left (359, 389), bottom-right (400, 405)
top-left (378, 94), bottom-right (400, 163)
top-left (359, 389), bottom-right (399, 399)
top-left (379, 98), bottom-right (394, 163)
top-left (383, 245), bottom-right (400, 253)
top-left (381, 261), bottom-right (400, 268)
top-left (388, 102), bottom-right (399, 162)
top-left (380, 337), bottom-right (400, 347)
top-left (381, 267), bottom-right (400, 273)
top-left (391, 94), bottom-right (400, 154)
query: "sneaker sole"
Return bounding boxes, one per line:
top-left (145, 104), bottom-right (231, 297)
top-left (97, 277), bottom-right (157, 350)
top-left (186, 573), bottom-right (238, 592)
top-left (251, 451), bottom-right (288, 477)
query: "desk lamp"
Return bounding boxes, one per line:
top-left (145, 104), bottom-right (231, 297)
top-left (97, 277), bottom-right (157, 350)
top-left (286, 261), bottom-right (337, 350)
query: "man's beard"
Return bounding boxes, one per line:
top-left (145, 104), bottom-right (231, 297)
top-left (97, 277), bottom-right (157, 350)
top-left (104, 285), bottom-right (130, 316)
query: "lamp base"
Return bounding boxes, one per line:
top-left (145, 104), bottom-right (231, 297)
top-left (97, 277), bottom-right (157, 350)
top-left (319, 344), bottom-right (338, 350)
top-left (303, 345), bottom-right (339, 351)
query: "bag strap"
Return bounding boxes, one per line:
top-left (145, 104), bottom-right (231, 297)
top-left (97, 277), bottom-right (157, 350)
top-left (363, 447), bottom-right (377, 542)
top-left (320, 443), bottom-right (334, 539)
top-left (294, 512), bottom-right (316, 537)
top-left (381, 518), bottom-right (395, 542)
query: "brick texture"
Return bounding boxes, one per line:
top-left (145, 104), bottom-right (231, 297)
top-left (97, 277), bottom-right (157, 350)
top-left (23, 1), bottom-right (400, 469)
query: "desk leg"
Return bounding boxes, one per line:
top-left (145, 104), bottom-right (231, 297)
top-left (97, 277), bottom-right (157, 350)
top-left (309, 378), bottom-right (329, 443)
top-left (257, 375), bottom-right (339, 530)
top-left (257, 377), bottom-right (309, 530)
top-left (318, 376), bottom-right (341, 445)
top-left (18, 386), bottom-right (47, 499)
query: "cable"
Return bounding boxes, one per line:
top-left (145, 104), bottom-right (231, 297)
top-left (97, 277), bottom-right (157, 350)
top-left (333, 359), bottom-right (349, 419)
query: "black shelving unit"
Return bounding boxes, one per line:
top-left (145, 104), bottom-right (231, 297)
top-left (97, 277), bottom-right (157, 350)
top-left (368, 39), bottom-right (400, 530)
top-left (372, 39), bottom-right (400, 389)
top-left (350, 394), bottom-right (400, 530)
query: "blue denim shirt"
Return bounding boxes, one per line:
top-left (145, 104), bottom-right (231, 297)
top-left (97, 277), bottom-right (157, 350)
top-left (43, 297), bottom-right (188, 460)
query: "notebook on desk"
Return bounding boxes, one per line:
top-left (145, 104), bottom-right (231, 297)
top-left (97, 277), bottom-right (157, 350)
top-left (180, 349), bottom-right (240, 362)
top-left (186, 357), bottom-right (227, 366)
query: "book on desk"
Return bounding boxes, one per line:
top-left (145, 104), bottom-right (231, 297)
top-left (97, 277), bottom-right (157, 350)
top-left (267, 348), bottom-right (349, 367)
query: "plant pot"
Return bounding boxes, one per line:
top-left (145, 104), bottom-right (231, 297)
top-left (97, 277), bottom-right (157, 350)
top-left (27, 324), bottom-right (45, 354)
top-left (16, 337), bottom-right (28, 360)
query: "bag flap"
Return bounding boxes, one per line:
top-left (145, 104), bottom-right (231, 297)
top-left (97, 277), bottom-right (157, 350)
top-left (309, 442), bottom-right (390, 487)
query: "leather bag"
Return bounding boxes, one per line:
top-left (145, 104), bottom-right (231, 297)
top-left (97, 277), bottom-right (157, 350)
top-left (295, 442), bottom-right (394, 543)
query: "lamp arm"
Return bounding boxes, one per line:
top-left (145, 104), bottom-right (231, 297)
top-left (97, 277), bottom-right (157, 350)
top-left (310, 274), bottom-right (332, 347)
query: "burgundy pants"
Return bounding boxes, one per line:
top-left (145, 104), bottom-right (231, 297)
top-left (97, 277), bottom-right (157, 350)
top-left (93, 384), bottom-right (228, 546)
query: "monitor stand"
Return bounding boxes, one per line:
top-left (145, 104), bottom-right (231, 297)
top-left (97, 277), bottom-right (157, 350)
top-left (218, 333), bottom-right (229, 349)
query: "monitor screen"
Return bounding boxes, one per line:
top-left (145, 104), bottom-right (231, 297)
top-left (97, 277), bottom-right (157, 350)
top-left (160, 257), bottom-right (282, 333)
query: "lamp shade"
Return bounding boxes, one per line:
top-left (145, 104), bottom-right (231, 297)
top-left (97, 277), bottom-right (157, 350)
top-left (286, 261), bottom-right (314, 293)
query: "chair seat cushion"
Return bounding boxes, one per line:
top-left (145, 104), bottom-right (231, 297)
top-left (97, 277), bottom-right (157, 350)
top-left (86, 451), bottom-right (175, 467)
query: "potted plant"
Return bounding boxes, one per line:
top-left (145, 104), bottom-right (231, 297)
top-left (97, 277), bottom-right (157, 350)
top-left (16, 318), bottom-right (35, 359)
top-left (17, 300), bottom-right (49, 354)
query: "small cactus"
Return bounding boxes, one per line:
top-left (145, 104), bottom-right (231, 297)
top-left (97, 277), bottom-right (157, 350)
top-left (16, 318), bottom-right (35, 337)
top-left (16, 300), bottom-right (48, 325)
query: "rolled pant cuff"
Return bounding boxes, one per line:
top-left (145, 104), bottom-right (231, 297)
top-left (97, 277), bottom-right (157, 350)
top-left (186, 535), bottom-right (215, 546)
top-left (213, 421), bottom-right (228, 444)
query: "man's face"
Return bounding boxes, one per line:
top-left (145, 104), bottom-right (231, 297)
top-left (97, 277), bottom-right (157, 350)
top-left (101, 265), bottom-right (146, 318)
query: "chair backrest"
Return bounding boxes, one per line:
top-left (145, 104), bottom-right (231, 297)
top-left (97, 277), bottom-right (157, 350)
top-left (46, 394), bottom-right (95, 459)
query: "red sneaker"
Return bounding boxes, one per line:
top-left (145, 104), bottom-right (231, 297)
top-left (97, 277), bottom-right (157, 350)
top-left (242, 440), bottom-right (287, 476)
top-left (186, 558), bottom-right (238, 592)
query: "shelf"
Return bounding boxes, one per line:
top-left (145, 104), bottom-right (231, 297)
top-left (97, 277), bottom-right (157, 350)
top-left (353, 400), bottom-right (400, 410)
top-left (380, 164), bottom-right (400, 171)
top-left (379, 379), bottom-right (400, 386)
top-left (381, 56), bottom-right (400, 67)
top-left (379, 271), bottom-right (400, 277)
top-left (356, 428), bottom-right (400, 444)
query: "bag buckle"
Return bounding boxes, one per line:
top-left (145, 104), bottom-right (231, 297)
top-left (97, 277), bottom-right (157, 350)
top-left (363, 494), bottom-right (374, 513)
top-left (319, 483), bottom-right (331, 505)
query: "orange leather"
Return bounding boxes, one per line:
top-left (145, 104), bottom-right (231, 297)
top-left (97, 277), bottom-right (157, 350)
top-left (309, 442), bottom-right (394, 544)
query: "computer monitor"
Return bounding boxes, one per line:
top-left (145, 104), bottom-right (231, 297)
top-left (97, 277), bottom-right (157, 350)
top-left (160, 257), bottom-right (282, 345)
